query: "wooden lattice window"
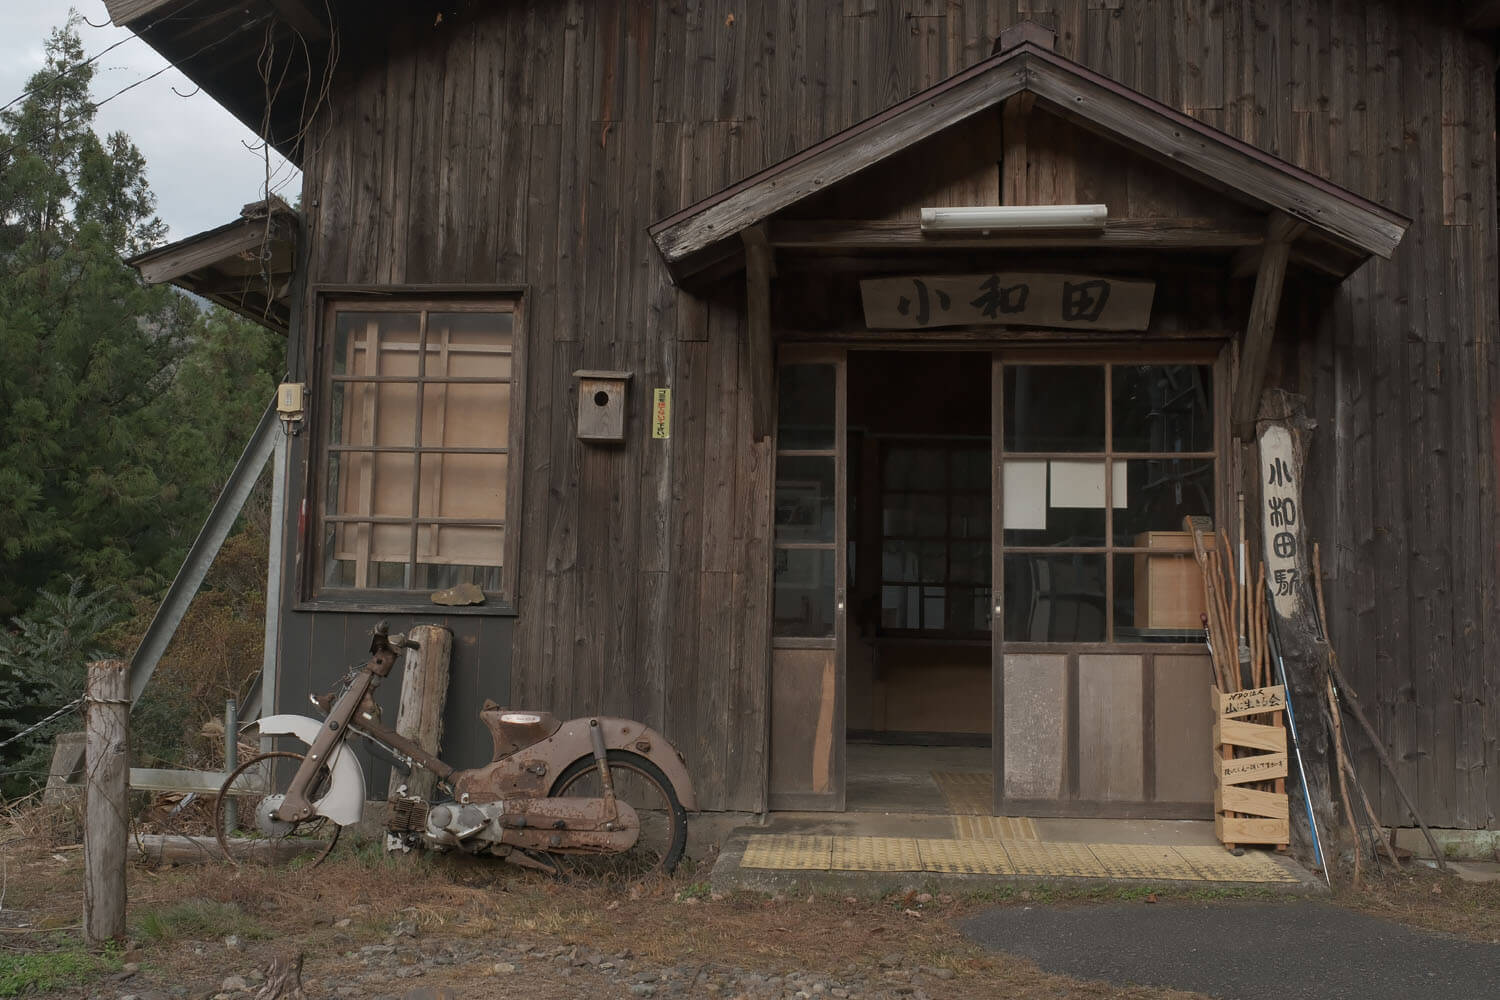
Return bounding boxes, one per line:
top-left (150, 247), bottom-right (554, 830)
top-left (317, 300), bottom-right (520, 603)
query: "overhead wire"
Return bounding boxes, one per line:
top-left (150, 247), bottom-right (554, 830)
top-left (0, 14), bottom-right (272, 166)
top-left (0, 0), bottom-right (216, 116)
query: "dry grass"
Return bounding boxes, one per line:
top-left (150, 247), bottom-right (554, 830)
top-left (1330, 862), bottom-right (1500, 943)
top-left (2, 811), bottom-right (1496, 1000)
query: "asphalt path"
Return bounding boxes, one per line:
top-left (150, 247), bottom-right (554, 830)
top-left (962, 901), bottom-right (1500, 999)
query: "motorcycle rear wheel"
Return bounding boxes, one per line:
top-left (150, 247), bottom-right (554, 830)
top-left (213, 750), bottom-right (342, 867)
top-left (549, 750), bottom-right (687, 876)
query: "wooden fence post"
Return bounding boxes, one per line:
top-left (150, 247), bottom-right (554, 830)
top-left (84, 659), bottom-right (129, 945)
top-left (387, 625), bottom-right (452, 802)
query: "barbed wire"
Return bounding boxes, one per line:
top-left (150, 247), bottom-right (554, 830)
top-left (0, 699), bottom-right (83, 753)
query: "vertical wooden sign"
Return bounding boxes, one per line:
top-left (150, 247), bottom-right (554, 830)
top-left (1258, 424), bottom-right (1305, 619)
top-left (652, 388), bottom-right (671, 439)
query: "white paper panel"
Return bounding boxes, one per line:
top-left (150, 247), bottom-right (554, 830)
top-left (1047, 461), bottom-right (1128, 509)
top-left (1003, 460), bottom-right (1047, 529)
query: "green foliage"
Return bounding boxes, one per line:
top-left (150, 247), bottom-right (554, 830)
top-left (0, 943), bottom-right (119, 996)
top-left (0, 17), bottom-right (285, 797)
top-left (132, 900), bottom-right (265, 944)
top-left (0, 578), bottom-right (119, 796)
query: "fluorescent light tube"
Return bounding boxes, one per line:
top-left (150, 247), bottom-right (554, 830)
top-left (919, 204), bottom-right (1108, 232)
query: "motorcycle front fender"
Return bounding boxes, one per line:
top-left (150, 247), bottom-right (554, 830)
top-left (257, 713), bottom-right (366, 826)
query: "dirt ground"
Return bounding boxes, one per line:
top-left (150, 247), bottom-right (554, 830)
top-left (1, 811), bottom-right (1495, 1000)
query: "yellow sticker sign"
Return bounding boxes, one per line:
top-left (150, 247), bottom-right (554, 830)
top-left (652, 388), bottom-right (671, 439)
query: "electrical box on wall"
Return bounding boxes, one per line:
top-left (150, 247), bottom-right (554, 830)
top-left (574, 370), bottom-right (633, 443)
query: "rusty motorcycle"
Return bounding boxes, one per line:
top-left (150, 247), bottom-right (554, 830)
top-left (214, 623), bottom-right (695, 872)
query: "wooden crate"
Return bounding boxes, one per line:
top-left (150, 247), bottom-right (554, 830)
top-left (1211, 684), bottom-right (1290, 849)
top-left (1133, 531), bottom-right (1206, 629)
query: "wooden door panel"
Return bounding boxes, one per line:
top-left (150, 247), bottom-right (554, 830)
top-left (769, 647), bottom-right (840, 810)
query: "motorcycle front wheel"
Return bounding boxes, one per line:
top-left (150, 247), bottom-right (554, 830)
top-left (213, 750), bottom-right (342, 867)
top-left (548, 749), bottom-right (688, 876)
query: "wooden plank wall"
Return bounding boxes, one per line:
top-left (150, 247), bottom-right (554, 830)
top-left (288, 0), bottom-right (1498, 823)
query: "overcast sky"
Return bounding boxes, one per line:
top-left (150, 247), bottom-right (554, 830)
top-left (0, 2), bottom-right (301, 242)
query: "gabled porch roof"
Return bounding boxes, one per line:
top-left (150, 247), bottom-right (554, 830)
top-left (127, 198), bottom-right (299, 333)
top-left (649, 35), bottom-right (1409, 283)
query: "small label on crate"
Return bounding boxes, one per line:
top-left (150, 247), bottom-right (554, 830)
top-left (1218, 752), bottom-right (1288, 785)
top-left (1216, 685), bottom-right (1285, 718)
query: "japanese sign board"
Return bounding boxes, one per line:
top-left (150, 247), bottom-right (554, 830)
top-left (1258, 425), bottom-right (1304, 619)
top-left (652, 388), bottom-right (671, 440)
top-left (859, 272), bottom-right (1156, 331)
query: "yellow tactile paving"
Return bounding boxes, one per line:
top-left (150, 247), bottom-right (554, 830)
top-left (1087, 843), bottom-right (1201, 880)
top-left (931, 771), bottom-right (992, 814)
top-left (738, 835), bottom-right (1304, 884)
top-left (917, 837), bottom-right (1015, 874)
top-left (829, 836), bottom-right (924, 871)
top-left (954, 815), bottom-right (1040, 841)
top-left (739, 834), bottom-right (833, 870)
top-left (1174, 845), bottom-right (1302, 883)
top-left (983, 841), bottom-right (1108, 878)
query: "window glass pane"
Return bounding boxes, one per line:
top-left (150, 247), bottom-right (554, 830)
top-left (333, 312), bottom-right (420, 376)
top-left (1003, 365), bottom-right (1105, 452)
top-left (950, 446), bottom-right (990, 491)
top-left (777, 364), bottom-right (836, 450)
top-left (330, 379), bottom-right (418, 449)
top-left (882, 493), bottom-right (945, 537)
top-left (884, 446), bottom-right (946, 490)
top-left (774, 456), bottom-right (836, 542)
top-left (1113, 553), bottom-right (1205, 643)
top-left (773, 547), bottom-right (836, 636)
top-left (949, 541), bottom-right (990, 584)
top-left (881, 541), bottom-right (918, 583)
top-left (1002, 459), bottom-right (1107, 547)
top-left (881, 584), bottom-right (921, 630)
top-left (950, 494), bottom-right (990, 539)
top-left (423, 381), bottom-right (511, 449)
top-left (1111, 459), bottom-right (1213, 538)
top-left (945, 586), bottom-right (989, 633)
top-left (415, 560), bottom-right (504, 593)
top-left (1112, 364), bottom-right (1213, 453)
top-left (1002, 554), bottom-right (1107, 642)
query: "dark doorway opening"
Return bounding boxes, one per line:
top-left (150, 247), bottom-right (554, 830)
top-left (844, 350), bottom-right (992, 813)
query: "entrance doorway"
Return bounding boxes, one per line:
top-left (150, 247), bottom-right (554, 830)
top-left (844, 351), bottom-right (992, 813)
top-left (767, 346), bottom-right (1224, 819)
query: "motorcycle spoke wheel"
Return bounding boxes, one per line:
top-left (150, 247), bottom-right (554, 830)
top-left (214, 750), bottom-right (342, 867)
top-left (549, 750), bottom-right (688, 878)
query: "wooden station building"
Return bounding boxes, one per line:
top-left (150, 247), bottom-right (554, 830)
top-left (112, 0), bottom-right (1498, 832)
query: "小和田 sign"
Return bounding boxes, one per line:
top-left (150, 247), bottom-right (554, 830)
top-left (859, 272), bottom-right (1155, 331)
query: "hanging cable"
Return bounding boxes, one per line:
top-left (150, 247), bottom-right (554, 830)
top-left (0, 0), bottom-right (215, 116)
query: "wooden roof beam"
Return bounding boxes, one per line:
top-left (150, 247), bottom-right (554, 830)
top-left (741, 225), bottom-right (775, 442)
top-left (1232, 212), bottom-right (1305, 440)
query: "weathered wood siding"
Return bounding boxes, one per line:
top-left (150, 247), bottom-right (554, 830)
top-left (284, 0), bottom-right (1498, 823)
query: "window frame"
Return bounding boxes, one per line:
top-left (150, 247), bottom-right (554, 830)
top-left (302, 290), bottom-right (525, 614)
top-left (876, 435), bottom-right (993, 638)
top-left (994, 351), bottom-right (1225, 649)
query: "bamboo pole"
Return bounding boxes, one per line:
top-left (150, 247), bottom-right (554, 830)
top-left (1312, 544), bottom-right (1448, 872)
top-left (1327, 674), bottom-right (1362, 886)
top-left (84, 659), bottom-right (129, 945)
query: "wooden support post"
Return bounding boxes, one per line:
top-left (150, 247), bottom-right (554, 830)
top-left (741, 224), bottom-right (775, 442)
top-left (387, 625), bottom-right (452, 801)
top-left (1232, 211), bottom-right (1305, 440)
top-left (1255, 394), bottom-right (1336, 864)
top-left (84, 659), bottom-right (129, 946)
